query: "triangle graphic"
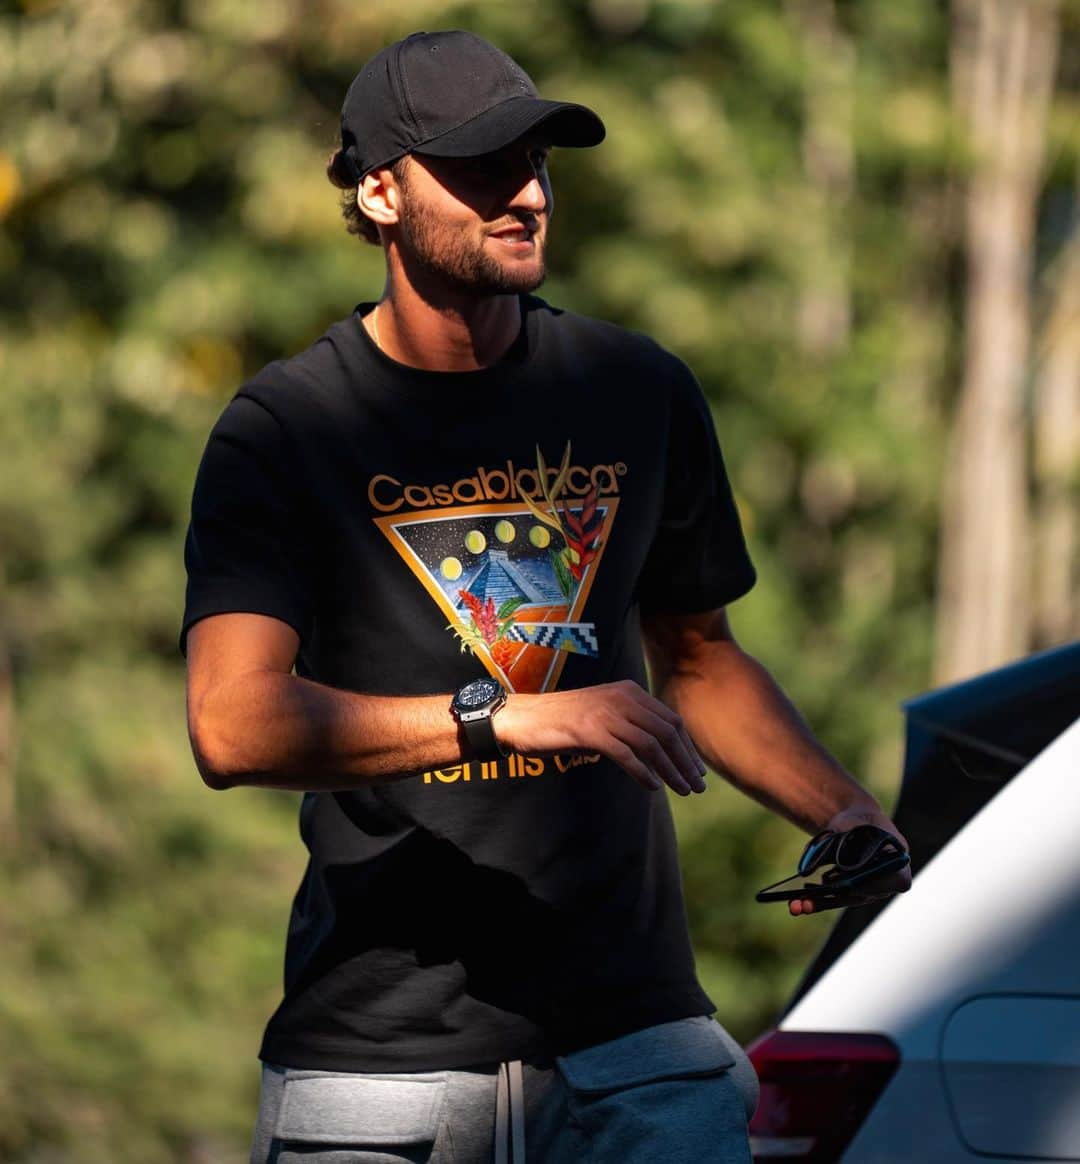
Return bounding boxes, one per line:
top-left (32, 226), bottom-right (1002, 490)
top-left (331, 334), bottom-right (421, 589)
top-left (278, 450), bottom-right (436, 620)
top-left (374, 498), bottom-right (619, 693)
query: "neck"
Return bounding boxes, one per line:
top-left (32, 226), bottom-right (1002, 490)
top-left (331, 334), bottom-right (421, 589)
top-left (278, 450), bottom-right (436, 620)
top-left (366, 272), bottom-right (522, 372)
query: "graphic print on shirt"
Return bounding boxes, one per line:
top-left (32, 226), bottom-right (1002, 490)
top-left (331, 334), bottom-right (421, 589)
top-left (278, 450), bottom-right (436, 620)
top-left (371, 442), bottom-right (621, 694)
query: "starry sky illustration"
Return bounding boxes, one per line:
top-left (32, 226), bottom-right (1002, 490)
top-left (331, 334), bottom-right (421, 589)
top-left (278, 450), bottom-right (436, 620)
top-left (397, 512), bottom-right (559, 572)
top-left (393, 504), bottom-right (610, 609)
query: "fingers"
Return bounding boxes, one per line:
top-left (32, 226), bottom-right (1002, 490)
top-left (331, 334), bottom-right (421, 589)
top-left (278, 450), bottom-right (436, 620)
top-left (504, 681), bottom-right (710, 797)
top-left (605, 737), bottom-right (665, 793)
top-left (674, 716), bottom-right (708, 792)
top-left (618, 723), bottom-right (694, 795)
top-left (790, 868), bottom-right (913, 917)
top-left (607, 685), bottom-right (707, 796)
top-left (634, 709), bottom-right (707, 795)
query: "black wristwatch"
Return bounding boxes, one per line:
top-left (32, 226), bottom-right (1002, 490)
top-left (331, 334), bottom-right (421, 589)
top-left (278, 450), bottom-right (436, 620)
top-left (450, 677), bottom-right (508, 761)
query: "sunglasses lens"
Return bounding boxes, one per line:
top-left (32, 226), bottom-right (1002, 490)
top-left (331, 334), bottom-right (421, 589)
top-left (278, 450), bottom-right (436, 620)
top-left (798, 832), bottom-right (835, 876)
top-left (836, 826), bottom-right (889, 869)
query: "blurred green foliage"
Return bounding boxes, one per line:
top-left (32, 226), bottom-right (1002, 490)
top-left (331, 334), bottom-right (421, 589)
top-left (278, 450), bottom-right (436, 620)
top-left (1, 0), bottom-right (1076, 1159)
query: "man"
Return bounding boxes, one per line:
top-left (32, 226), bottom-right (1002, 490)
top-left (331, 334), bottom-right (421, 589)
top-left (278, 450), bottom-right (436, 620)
top-left (182, 30), bottom-right (910, 1164)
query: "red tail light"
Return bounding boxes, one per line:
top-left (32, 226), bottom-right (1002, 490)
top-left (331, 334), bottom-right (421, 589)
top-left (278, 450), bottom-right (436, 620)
top-left (746, 1029), bottom-right (900, 1162)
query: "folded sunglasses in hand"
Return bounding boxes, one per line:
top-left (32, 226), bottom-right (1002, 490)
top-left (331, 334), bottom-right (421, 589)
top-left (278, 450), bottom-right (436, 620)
top-left (756, 824), bottom-right (911, 911)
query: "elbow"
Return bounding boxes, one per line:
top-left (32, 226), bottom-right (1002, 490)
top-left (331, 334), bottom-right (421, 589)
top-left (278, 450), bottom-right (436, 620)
top-left (187, 713), bottom-right (247, 791)
top-left (197, 760), bottom-right (237, 792)
top-left (190, 737), bottom-right (241, 791)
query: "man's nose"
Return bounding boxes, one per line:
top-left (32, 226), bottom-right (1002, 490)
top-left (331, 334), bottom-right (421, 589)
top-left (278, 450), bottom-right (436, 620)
top-left (508, 169), bottom-right (549, 215)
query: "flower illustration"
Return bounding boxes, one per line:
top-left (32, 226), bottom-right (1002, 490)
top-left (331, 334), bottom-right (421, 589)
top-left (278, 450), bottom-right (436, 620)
top-left (520, 441), bottom-right (603, 600)
top-left (448, 592), bottom-right (525, 669)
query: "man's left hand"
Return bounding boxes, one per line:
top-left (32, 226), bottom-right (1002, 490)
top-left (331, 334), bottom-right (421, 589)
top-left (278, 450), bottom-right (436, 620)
top-left (789, 805), bottom-right (912, 917)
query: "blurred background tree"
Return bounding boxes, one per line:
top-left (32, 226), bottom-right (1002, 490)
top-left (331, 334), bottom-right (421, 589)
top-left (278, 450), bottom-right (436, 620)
top-left (1, 0), bottom-right (1076, 1159)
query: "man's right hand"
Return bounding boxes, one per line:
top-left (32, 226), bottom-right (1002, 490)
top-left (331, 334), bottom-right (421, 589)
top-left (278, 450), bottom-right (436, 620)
top-left (496, 681), bottom-right (708, 796)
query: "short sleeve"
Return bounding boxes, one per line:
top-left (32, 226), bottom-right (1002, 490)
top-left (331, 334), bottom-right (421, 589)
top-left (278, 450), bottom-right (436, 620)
top-left (637, 363), bottom-right (756, 614)
top-left (180, 391), bottom-right (315, 656)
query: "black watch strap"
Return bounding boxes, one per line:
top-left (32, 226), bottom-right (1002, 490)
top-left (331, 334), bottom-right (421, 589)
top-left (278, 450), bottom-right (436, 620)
top-left (451, 678), bottom-right (508, 762)
top-left (461, 713), bottom-right (507, 761)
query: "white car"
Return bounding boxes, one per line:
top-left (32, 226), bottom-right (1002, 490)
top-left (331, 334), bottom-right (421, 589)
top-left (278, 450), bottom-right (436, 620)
top-left (746, 643), bottom-right (1080, 1163)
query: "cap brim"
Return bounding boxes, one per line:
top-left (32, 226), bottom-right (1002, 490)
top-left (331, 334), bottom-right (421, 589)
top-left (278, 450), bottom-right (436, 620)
top-left (412, 96), bottom-right (605, 158)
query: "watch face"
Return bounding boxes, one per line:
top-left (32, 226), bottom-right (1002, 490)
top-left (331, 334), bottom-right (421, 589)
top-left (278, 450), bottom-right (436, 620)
top-left (457, 678), bottom-right (501, 709)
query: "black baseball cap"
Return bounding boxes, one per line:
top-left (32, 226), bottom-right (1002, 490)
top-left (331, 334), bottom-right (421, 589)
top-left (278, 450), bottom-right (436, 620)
top-left (338, 30), bottom-right (606, 181)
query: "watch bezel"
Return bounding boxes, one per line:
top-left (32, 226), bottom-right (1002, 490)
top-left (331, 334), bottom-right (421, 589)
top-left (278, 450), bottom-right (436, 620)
top-left (451, 677), bottom-right (506, 721)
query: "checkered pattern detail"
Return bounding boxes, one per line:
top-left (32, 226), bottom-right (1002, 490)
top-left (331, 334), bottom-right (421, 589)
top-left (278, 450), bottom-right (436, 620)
top-left (506, 622), bottom-right (599, 658)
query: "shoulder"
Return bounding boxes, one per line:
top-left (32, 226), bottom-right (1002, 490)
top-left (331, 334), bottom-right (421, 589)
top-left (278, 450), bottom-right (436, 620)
top-left (219, 312), bottom-right (365, 433)
top-left (525, 295), bottom-right (695, 389)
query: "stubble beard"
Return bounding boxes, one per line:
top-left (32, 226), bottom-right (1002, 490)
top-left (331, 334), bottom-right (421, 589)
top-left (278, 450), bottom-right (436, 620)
top-left (397, 199), bottom-right (547, 297)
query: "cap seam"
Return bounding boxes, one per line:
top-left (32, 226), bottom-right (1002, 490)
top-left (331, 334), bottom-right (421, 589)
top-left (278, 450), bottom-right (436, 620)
top-left (392, 36), bottom-right (425, 141)
top-left (498, 46), bottom-right (515, 91)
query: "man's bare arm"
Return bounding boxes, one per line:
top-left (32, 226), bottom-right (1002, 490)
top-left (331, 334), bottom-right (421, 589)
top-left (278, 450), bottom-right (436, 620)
top-left (642, 607), bottom-right (884, 830)
top-left (186, 613), bottom-right (463, 789)
top-left (641, 607), bottom-right (911, 915)
top-left (186, 612), bottom-right (708, 794)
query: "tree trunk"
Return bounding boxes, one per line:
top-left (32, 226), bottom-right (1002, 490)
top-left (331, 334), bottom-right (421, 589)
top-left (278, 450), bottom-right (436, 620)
top-left (0, 646), bottom-right (13, 853)
top-left (787, 0), bottom-right (855, 358)
top-left (1033, 160), bottom-right (1080, 647)
top-left (935, 0), bottom-right (1060, 684)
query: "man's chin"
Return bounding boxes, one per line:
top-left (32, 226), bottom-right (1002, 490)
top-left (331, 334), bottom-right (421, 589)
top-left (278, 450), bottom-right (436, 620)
top-left (481, 239), bottom-right (547, 294)
top-left (497, 266), bottom-right (547, 295)
top-left (470, 259), bottom-right (547, 296)
top-left (409, 243), bottom-right (547, 297)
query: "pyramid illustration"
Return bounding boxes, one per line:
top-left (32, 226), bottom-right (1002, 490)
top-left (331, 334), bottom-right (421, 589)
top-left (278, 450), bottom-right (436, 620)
top-left (373, 500), bottom-right (619, 693)
top-left (457, 549), bottom-right (564, 611)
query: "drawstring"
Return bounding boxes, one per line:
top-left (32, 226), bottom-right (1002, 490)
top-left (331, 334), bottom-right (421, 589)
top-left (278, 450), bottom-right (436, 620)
top-left (494, 1059), bottom-right (525, 1164)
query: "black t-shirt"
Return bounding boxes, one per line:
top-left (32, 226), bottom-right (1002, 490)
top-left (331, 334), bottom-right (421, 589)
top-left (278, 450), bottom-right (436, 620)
top-left (181, 294), bottom-right (756, 1072)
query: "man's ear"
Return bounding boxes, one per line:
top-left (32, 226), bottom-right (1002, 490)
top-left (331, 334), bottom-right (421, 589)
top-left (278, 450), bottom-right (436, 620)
top-left (358, 167), bottom-right (401, 227)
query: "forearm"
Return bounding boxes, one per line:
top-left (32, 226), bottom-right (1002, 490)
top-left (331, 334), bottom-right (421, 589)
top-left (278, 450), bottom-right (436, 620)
top-left (190, 670), bottom-right (464, 791)
top-left (186, 610), bottom-right (723, 796)
top-left (656, 640), bottom-right (880, 834)
top-left (191, 666), bottom-right (714, 798)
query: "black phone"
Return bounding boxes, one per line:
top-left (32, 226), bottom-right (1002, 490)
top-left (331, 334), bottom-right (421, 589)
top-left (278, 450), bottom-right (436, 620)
top-left (755, 851), bottom-right (910, 905)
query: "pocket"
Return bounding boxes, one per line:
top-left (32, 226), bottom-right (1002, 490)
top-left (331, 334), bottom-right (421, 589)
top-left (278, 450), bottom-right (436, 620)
top-left (553, 1017), bottom-right (752, 1163)
top-left (557, 1015), bottom-right (736, 1094)
top-left (272, 1071), bottom-right (447, 1164)
top-left (706, 1019), bottom-right (761, 1122)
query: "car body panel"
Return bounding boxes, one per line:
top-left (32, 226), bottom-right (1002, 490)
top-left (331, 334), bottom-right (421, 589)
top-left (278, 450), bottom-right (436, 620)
top-left (840, 1063), bottom-right (1029, 1164)
top-left (783, 643), bottom-right (1080, 1017)
top-left (783, 718), bottom-right (1080, 1035)
top-left (942, 996), bottom-right (1080, 1158)
top-left (781, 717), bottom-right (1080, 1159)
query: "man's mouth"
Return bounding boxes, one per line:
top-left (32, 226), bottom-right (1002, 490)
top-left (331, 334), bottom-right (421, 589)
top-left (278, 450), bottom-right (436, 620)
top-left (488, 223), bottom-right (539, 252)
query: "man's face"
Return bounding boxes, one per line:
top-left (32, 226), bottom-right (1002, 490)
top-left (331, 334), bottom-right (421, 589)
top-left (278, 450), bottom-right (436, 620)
top-left (391, 134), bottom-right (553, 296)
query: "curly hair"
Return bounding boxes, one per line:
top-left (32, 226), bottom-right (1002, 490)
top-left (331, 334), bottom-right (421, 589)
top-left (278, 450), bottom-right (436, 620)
top-left (326, 148), bottom-right (409, 246)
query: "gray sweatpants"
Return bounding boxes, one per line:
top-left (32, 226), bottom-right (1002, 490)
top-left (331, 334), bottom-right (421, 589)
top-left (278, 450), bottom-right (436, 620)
top-left (250, 1016), bottom-right (759, 1163)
